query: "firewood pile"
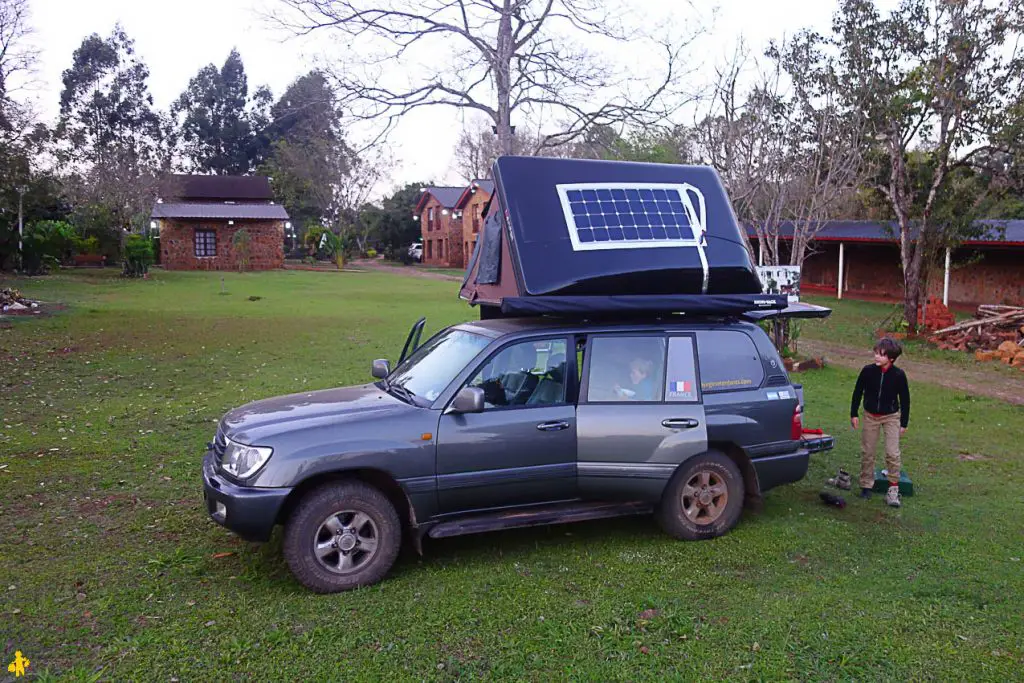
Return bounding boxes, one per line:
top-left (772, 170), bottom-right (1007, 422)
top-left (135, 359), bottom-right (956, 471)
top-left (929, 305), bottom-right (1024, 366)
top-left (1, 287), bottom-right (37, 313)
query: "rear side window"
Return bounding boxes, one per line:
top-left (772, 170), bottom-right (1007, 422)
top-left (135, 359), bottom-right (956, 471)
top-left (586, 336), bottom-right (666, 402)
top-left (696, 330), bottom-right (765, 392)
top-left (665, 336), bottom-right (700, 402)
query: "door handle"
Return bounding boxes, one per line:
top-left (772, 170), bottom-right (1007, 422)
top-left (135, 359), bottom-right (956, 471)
top-left (536, 420), bottom-right (570, 432)
top-left (662, 418), bottom-right (700, 429)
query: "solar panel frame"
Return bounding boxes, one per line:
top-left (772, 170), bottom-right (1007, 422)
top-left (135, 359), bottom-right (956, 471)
top-left (555, 182), bottom-right (708, 253)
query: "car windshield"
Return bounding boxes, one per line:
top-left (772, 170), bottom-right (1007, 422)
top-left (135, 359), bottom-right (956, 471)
top-left (386, 329), bottom-right (491, 404)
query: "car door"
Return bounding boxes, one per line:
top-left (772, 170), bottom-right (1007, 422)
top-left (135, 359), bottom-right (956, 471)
top-left (576, 333), bottom-right (707, 501)
top-left (435, 336), bottom-right (577, 513)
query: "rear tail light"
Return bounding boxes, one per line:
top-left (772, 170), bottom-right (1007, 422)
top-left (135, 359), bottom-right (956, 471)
top-left (791, 404), bottom-right (803, 440)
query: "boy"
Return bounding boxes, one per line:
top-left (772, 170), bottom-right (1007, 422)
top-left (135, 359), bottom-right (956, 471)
top-left (850, 337), bottom-right (911, 507)
top-left (614, 357), bottom-right (656, 401)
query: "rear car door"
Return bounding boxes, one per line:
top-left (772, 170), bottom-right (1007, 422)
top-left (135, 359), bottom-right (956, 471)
top-left (435, 336), bottom-right (577, 513)
top-left (576, 333), bottom-right (707, 501)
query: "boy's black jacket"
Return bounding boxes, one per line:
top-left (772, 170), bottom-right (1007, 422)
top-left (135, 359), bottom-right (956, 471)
top-left (850, 364), bottom-right (911, 427)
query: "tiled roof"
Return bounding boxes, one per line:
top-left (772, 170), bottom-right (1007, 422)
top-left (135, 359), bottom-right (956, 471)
top-left (415, 186), bottom-right (465, 213)
top-left (162, 175), bottom-right (274, 201)
top-left (152, 203), bottom-right (289, 220)
top-left (454, 180), bottom-right (495, 209)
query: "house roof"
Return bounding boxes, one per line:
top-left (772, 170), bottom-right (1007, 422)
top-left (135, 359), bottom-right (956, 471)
top-left (152, 203), bottom-right (289, 220)
top-left (163, 175), bottom-right (274, 202)
top-left (454, 180), bottom-right (496, 210)
top-left (415, 186), bottom-right (465, 213)
top-left (745, 220), bottom-right (1024, 246)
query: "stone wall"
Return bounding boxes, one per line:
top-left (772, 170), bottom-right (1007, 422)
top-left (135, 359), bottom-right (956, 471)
top-left (419, 196), bottom-right (464, 268)
top-left (159, 220), bottom-right (284, 271)
top-left (461, 188), bottom-right (490, 263)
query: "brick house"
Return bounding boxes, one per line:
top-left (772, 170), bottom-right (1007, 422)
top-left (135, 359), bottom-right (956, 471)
top-left (152, 175), bottom-right (289, 271)
top-left (748, 221), bottom-right (1024, 307)
top-left (454, 180), bottom-right (494, 264)
top-left (415, 186), bottom-right (464, 267)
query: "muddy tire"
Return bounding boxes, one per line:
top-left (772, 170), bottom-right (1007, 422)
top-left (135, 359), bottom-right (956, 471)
top-left (657, 450), bottom-right (744, 541)
top-left (283, 481), bottom-right (401, 593)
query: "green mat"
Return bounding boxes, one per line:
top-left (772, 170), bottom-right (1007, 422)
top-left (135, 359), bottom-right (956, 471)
top-left (872, 469), bottom-right (914, 496)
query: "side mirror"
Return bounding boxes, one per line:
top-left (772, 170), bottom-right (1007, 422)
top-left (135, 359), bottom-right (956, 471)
top-left (450, 387), bottom-right (485, 414)
top-left (371, 359), bottom-right (390, 379)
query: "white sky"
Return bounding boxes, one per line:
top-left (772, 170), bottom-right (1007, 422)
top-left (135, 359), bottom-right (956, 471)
top-left (25, 0), bottom-right (882, 195)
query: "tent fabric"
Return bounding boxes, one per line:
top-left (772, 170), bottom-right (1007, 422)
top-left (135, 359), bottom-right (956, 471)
top-left (499, 294), bottom-right (787, 317)
top-left (459, 156), bottom-right (768, 317)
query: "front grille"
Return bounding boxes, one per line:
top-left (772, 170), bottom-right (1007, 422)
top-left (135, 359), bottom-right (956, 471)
top-left (213, 427), bottom-right (227, 459)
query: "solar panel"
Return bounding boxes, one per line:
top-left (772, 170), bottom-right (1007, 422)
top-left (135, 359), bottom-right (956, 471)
top-left (556, 183), bottom-right (708, 252)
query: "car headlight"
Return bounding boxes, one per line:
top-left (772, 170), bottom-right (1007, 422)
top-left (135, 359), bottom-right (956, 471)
top-left (221, 438), bottom-right (273, 479)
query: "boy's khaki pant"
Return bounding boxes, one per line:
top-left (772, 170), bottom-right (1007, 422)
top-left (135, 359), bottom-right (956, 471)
top-left (860, 412), bottom-right (901, 489)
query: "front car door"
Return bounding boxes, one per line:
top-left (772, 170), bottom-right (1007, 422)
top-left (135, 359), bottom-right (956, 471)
top-left (435, 336), bottom-right (577, 513)
top-left (576, 332), bottom-right (707, 501)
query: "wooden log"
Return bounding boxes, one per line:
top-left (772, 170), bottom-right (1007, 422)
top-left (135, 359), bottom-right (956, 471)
top-left (930, 310), bottom-right (1024, 336)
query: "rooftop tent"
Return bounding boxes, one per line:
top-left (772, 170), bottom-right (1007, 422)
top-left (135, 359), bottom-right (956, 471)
top-left (459, 156), bottom-right (784, 317)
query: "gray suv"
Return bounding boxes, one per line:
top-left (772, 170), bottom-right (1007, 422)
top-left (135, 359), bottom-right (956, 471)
top-left (202, 315), bottom-right (833, 593)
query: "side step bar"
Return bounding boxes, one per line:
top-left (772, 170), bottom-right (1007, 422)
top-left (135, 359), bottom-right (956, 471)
top-left (427, 500), bottom-right (653, 539)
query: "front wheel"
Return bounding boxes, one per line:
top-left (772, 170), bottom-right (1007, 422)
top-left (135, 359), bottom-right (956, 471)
top-left (283, 481), bottom-right (402, 593)
top-left (657, 451), bottom-right (744, 541)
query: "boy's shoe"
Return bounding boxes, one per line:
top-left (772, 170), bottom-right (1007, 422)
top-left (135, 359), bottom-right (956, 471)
top-left (886, 485), bottom-right (901, 508)
top-left (859, 487), bottom-right (872, 500)
top-left (827, 469), bottom-right (852, 490)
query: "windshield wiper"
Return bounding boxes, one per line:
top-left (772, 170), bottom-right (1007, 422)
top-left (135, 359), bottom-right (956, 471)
top-left (386, 380), bottom-right (417, 405)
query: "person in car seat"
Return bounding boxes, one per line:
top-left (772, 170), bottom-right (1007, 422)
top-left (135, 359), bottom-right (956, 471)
top-left (614, 357), bottom-right (656, 401)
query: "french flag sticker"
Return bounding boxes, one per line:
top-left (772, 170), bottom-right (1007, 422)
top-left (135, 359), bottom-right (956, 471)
top-left (670, 381), bottom-right (692, 393)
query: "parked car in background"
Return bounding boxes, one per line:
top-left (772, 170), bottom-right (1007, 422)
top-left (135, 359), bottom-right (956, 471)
top-left (408, 242), bottom-right (423, 262)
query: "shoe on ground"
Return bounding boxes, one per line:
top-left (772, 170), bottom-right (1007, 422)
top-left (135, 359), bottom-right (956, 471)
top-left (859, 487), bottom-right (872, 500)
top-left (886, 485), bottom-right (901, 508)
top-left (827, 468), bottom-right (852, 490)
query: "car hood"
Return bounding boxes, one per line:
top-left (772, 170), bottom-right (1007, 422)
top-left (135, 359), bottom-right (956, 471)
top-left (221, 383), bottom-right (415, 445)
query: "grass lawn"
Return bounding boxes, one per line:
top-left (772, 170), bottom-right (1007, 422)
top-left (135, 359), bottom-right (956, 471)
top-left (2, 269), bottom-right (1022, 680)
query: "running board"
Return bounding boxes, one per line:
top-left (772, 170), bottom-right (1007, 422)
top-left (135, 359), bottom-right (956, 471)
top-left (427, 501), bottom-right (653, 539)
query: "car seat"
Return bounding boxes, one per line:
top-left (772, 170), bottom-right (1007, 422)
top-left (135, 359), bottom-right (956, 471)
top-left (526, 352), bottom-right (566, 405)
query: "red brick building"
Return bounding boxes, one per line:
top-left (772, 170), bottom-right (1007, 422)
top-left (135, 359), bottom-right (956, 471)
top-left (152, 175), bottom-right (289, 271)
top-left (415, 186), bottom-right (465, 267)
top-left (749, 221), bottom-right (1024, 307)
top-left (454, 180), bottom-right (494, 264)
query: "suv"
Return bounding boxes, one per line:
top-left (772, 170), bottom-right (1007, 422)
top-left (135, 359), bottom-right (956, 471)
top-left (408, 242), bottom-right (423, 262)
top-left (203, 316), bottom-right (832, 592)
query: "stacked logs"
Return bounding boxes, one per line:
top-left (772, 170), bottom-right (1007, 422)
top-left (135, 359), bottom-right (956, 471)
top-left (929, 305), bottom-right (1024, 367)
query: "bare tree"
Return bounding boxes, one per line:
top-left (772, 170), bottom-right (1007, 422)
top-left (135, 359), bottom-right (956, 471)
top-left (695, 39), bottom-right (866, 271)
top-left (452, 117), bottom-right (545, 180)
top-left (272, 0), bottom-right (704, 154)
top-left (0, 0), bottom-right (37, 132)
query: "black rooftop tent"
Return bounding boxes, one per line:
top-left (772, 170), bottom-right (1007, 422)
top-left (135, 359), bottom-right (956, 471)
top-left (460, 156), bottom-right (787, 318)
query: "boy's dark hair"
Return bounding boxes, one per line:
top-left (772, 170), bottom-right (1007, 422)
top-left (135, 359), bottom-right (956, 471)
top-left (874, 336), bottom-right (903, 362)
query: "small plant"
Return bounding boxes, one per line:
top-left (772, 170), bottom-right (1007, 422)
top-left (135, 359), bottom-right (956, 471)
top-left (366, 248), bottom-right (378, 258)
top-left (122, 234), bottom-right (155, 278)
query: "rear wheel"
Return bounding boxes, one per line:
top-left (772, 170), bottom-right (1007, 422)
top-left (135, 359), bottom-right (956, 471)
top-left (657, 451), bottom-right (744, 540)
top-left (283, 481), bottom-right (401, 593)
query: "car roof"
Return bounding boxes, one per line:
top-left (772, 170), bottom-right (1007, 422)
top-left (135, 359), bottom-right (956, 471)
top-left (454, 315), bottom-right (759, 339)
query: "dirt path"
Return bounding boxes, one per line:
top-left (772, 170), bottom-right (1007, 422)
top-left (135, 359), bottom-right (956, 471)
top-left (801, 339), bottom-right (1024, 406)
top-left (332, 259), bottom-right (464, 282)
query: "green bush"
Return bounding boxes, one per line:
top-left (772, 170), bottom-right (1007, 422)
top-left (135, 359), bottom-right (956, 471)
top-left (22, 220), bottom-right (78, 275)
top-left (232, 229), bottom-right (252, 271)
top-left (122, 234), bottom-right (155, 278)
top-left (366, 248), bottom-right (377, 258)
top-left (73, 235), bottom-right (101, 255)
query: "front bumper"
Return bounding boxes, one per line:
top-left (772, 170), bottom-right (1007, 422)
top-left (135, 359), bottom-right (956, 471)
top-left (202, 451), bottom-right (292, 542)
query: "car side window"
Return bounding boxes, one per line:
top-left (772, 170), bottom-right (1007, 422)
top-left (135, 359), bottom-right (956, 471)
top-left (696, 330), bottom-right (765, 392)
top-left (466, 339), bottom-right (569, 409)
top-left (665, 336), bottom-right (700, 402)
top-left (585, 336), bottom-right (666, 403)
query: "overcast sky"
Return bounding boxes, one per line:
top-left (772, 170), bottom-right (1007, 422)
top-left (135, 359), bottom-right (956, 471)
top-left (26, 0), bottom-right (886, 193)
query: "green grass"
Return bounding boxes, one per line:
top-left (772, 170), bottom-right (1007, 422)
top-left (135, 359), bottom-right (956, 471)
top-left (1, 269), bottom-right (1022, 680)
